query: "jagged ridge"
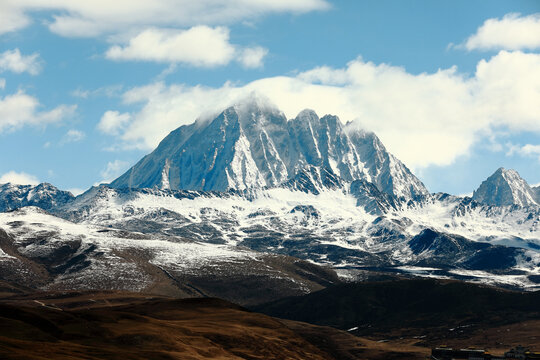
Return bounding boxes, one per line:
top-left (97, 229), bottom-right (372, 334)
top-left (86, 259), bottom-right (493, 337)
top-left (111, 100), bottom-right (428, 199)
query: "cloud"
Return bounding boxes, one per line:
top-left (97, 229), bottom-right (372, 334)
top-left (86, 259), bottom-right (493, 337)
top-left (0, 0), bottom-right (329, 37)
top-left (239, 46), bottom-right (268, 68)
top-left (461, 13), bottom-right (540, 51)
top-left (507, 143), bottom-right (540, 162)
top-left (97, 110), bottom-right (131, 135)
top-left (106, 27), bottom-right (267, 68)
top-left (520, 144), bottom-right (540, 155)
top-left (67, 188), bottom-right (85, 196)
top-left (98, 160), bottom-right (130, 184)
top-left (0, 49), bottom-right (42, 75)
top-left (0, 171), bottom-right (39, 185)
top-left (0, 90), bottom-right (76, 133)
top-left (0, 78), bottom-right (5, 89)
top-left (105, 26), bottom-right (234, 66)
top-left (62, 129), bottom-right (85, 143)
top-left (71, 85), bottom-right (124, 99)
top-left (110, 50), bottom-right (540, 171)
top-left (0, 3), bottom-right (29, 35)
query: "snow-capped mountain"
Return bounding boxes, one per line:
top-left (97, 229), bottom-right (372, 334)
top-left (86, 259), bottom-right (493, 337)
top-left (47, 183), bottom-right (539, 289)
top-left (0, 182), bottom-right (74, 212)
top-left (472, 168), bottom-right (539, 207)
top-left (0, 206), bottom-right (337, 305)
top-left (111, 100), bottom-right (428, 199)
top-left (1, 101), bottom-right (540, 293)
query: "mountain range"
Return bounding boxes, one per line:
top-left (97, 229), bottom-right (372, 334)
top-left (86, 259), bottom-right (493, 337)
top-left (0, 100), bottom-right (539, 302)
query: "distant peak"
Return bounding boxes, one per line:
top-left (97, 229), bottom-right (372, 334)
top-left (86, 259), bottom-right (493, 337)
top-left (473, 167), bottom-right (538, 207)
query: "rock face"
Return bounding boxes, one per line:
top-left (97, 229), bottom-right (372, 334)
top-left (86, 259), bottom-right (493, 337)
top-left (0, 182), bottom-right (75, 212)
top-left (534, 185), bottom-right (540, 202)
top-left (472, 168), bottom-right (539, 207)
top-left (111, 100), bottom-right (428, 199)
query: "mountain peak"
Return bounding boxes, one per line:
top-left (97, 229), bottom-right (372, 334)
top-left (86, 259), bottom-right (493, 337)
top-left (472, 168), bottom-right (538, 207)
top-left (296, 108), bottom-right (319, 120)
top-left (231, 92), bottom-right (281, 116)
top-left (0, 182), bottom-right (75, 212)
top-left (111, 104), bottom-right (428, 199)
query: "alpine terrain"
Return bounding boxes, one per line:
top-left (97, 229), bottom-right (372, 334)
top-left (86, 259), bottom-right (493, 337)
top-left (1, 99), bottom-right (540, 303)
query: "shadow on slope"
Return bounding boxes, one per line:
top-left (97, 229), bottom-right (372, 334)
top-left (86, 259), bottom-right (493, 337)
top-left (254, 278), bottom-right (540, 338)
top-left (0, 292), bottom-right (430, 360)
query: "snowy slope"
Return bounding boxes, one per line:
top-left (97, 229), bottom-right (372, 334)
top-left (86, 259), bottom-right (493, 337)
top-left (533, 185), bottom-right (540, 203)
top-left (0, 206), bottom-right (338, 303)
top-left (52, 184), bottom-right (540, 289)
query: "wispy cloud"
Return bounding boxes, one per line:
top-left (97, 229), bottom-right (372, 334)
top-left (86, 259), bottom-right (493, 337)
top-left (67, 188), bottom-right (85, 196)
top-left (507, 143), bottom-right (540, 162)
top-left (97, 160), bottom-right (130, 185)
top-left (0, 48), bottom-right (42, 75)
top-left (0, 171), bottom-right (39, 185)
top-left (71, 85), bottom-right (124, 99)
top-left (61, 129), bottom-right (85, 144)
top-left (0, 90), bottom-right (76, 133)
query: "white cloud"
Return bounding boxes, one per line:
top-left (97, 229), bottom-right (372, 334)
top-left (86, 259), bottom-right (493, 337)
top-left (0, 171), bottom-right (39, 185)
top-left (239, 46), bottom-right (268, 68)
top-left (0, 48), bottom-right (42, 75)
top-left (62, 129), bottom-right (85, 143)
top-left (106, 26), bottom-right (233, 66)
top-left (112, 51), bottom-right (540, 171)
top-left (0, 90), bottom-right (76, 133)
top-left (0, 78), bottom-right (5, 89)
top-left (507, 143), bottom-right (540, 162)
top-left (98, 160), bottom-right (130, 184)
top-left (521, 144), bottom-right (540, 155)
top-left (0, 0), bottom-right (329, 37)
top-left (462, 13), bottom-right (540, 51)
top-left (98, 110), bottom-right (131, 135)
top-left (0, 3), bottom-right (29, 35)
top-left (68, 188), bottom-right (85, 196)
top-left (106, 27), bottom-right (267, 68)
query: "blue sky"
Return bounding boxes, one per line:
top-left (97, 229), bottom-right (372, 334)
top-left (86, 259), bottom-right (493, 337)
top-left (0, 0), bottom-right (539, 195)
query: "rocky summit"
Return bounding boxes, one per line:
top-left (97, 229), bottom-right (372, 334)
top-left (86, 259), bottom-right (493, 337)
top-left (472, 167), bottom-right (539, 207)
top-left (111, 100), bottom-right (428, 200)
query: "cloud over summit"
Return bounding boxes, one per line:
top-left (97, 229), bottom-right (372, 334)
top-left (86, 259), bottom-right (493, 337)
top-left (109, 51), bottom-right (540, 171)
